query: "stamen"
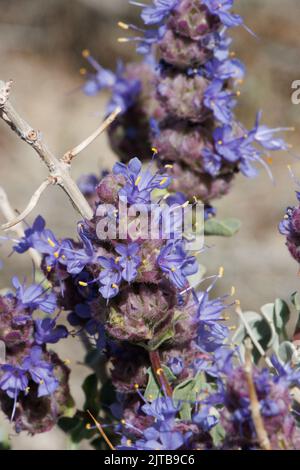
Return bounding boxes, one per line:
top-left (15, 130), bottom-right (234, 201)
top-left (111, 283), bottom-right (118, 289)
top-left (118, 21), bottom-right (130, 30)
top-left (47, 238), bottom-right (56, 247)
top-left (230, 286), bottom-right (236, 296)
top-left (53, 251), bottom-right (59, 259)
top-left (118, 38), bottom-right (130, 43)
top-left (82, 49), bottom-right (90, 58)
top-left (218, 266), bottom-right (224, 278)
top-left (164, 164), bottom-right (173, 169)
top-left (79, 68), bottom-right (87, 76)
top-left (78, 281), bottom-right (88, 287)
top-left (159, 177), bottom-right (168, 186)
top-left (46, 266), bottom-right (52, 273)
top-left (151, 147), bottom-right (158, 154)
top-left (135, 175), bottom-right (141, 186)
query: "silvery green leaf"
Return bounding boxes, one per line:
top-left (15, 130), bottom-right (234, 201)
top-left (144, 366), bottom-right (176, 401)
top-left (204, 218), bottom-right (241, 237)
top-left (278, 341), bottom-right (297, 364)
top-left (274, 299), bottom-right (290, 333)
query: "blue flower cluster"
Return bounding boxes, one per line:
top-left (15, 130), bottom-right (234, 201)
top-left (0, 277), bottom-right (68, 422)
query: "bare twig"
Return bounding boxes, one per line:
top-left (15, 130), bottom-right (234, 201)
top-left (1, 179), bottom-right (51, 230)
top-left (62, 106), bottom-right (121, 163)
top-left (0, 78), bottom-right (106, 221)
top-left (235, 303), bottom-right (273, 368)
top-left (244, 338), bottom-right (272, 450)
top-left (0, 186), bottom-right (41, 267)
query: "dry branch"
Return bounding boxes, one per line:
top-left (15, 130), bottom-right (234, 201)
top-left (244, 338), bottom-right (272, 450)
top-left (0, 79), bottom-right (120, 224)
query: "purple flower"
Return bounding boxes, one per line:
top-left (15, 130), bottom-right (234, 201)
top-left (131, 0), bottom-right (178, 25)
top-left (0, 365), bottom-right (28, 400)
top-left (202, 0), bottom-right (243, 28)
top-left (115, 243), bottom-right (141, 282)
top-left (205, 58), bottom-right (245, 81)
top-left (167, 357), bottom-right (184, 375)
top-left (34, 318), bottom-right (68, 345)
top-left (113, 157), bottom-right (170, 205)
top-left (157, 240), bottom-right (198, 289)
top-left (204, 79), bottom-right (236, 124)
top-left (98, 257), bottom-right (122, 299)
top-left (22, 346), bottom-right (59, 397)
top-left (77, 174), bottom-right (100, 196)
top-left (194, 284), bottom-right (229, 352)
top-left (142, 396), bottom-right (180, 420)
top-left (13, 217), bottom-right (71, 271)
top-left (134, 423), bottom-right (184, 450)
top-left (119, 397), bottom-right (186, 450)
top-left (83, 57), bottom-right (141, 114)
top-left (251, 111), bottom-right (289, 152)
top-left (64, 226), bottom-right (94, 275)
top-left (13, 215), bottom-right (45, 254)
top-left (12, 277), bottom-right (57, 314)
top-left (193, 406), bottom-right (218, 432)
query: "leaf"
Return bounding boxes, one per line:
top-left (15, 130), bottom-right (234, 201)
top-left (82, 374), bottom-right (100, 414)
top-left (144, 366), bottom-right (176, 401)
top-left (204, 218), bottom-right (241, 237)
top-left (210, 423), bottom-right (226, 447)
top-left (232, 311), bottom-right (265, 345)
top-left (274, 299), bottom-right (290, 333)
top-left (146, 327), bottom-right (175, 351)
top-left (291, 292), bottom-right (300, 312)
top-left (278, 341), bottom-right (297, 364)
top-left (59, 411), bottom-right (97, 444)
top-left (173, 373), bottom-right (206, 420)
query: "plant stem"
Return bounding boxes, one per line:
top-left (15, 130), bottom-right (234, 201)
top-left (149, 350), bottom-right (173, 398)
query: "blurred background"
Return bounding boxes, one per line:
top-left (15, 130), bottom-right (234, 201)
top-left (0, 0), bottom-right (300, 449)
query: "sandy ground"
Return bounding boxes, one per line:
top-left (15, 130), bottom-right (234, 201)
top-left (0, 0), bottom-right (300, 449)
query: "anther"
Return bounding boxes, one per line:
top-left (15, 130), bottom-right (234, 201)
top-left (118, 21), bottom-right (129, 30)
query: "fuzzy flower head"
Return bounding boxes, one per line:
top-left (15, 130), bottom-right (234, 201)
top-left (279, 182), bottom-right (300, 264)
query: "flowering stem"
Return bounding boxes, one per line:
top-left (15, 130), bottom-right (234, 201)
top-left (244, 339), bottom-right (272, 451)
top-left (149, 350), bottom-right (173, 398)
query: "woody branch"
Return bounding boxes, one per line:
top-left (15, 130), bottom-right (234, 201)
top-left (0, 79), bottom-right (121, 226)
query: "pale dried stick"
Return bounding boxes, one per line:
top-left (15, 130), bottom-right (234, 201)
top-left (244, 338), bottom-right (272, 450)
top-left (0, 79), bottom-right (119, 223)
top-left (0, 185), bottom-right (41, 267)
